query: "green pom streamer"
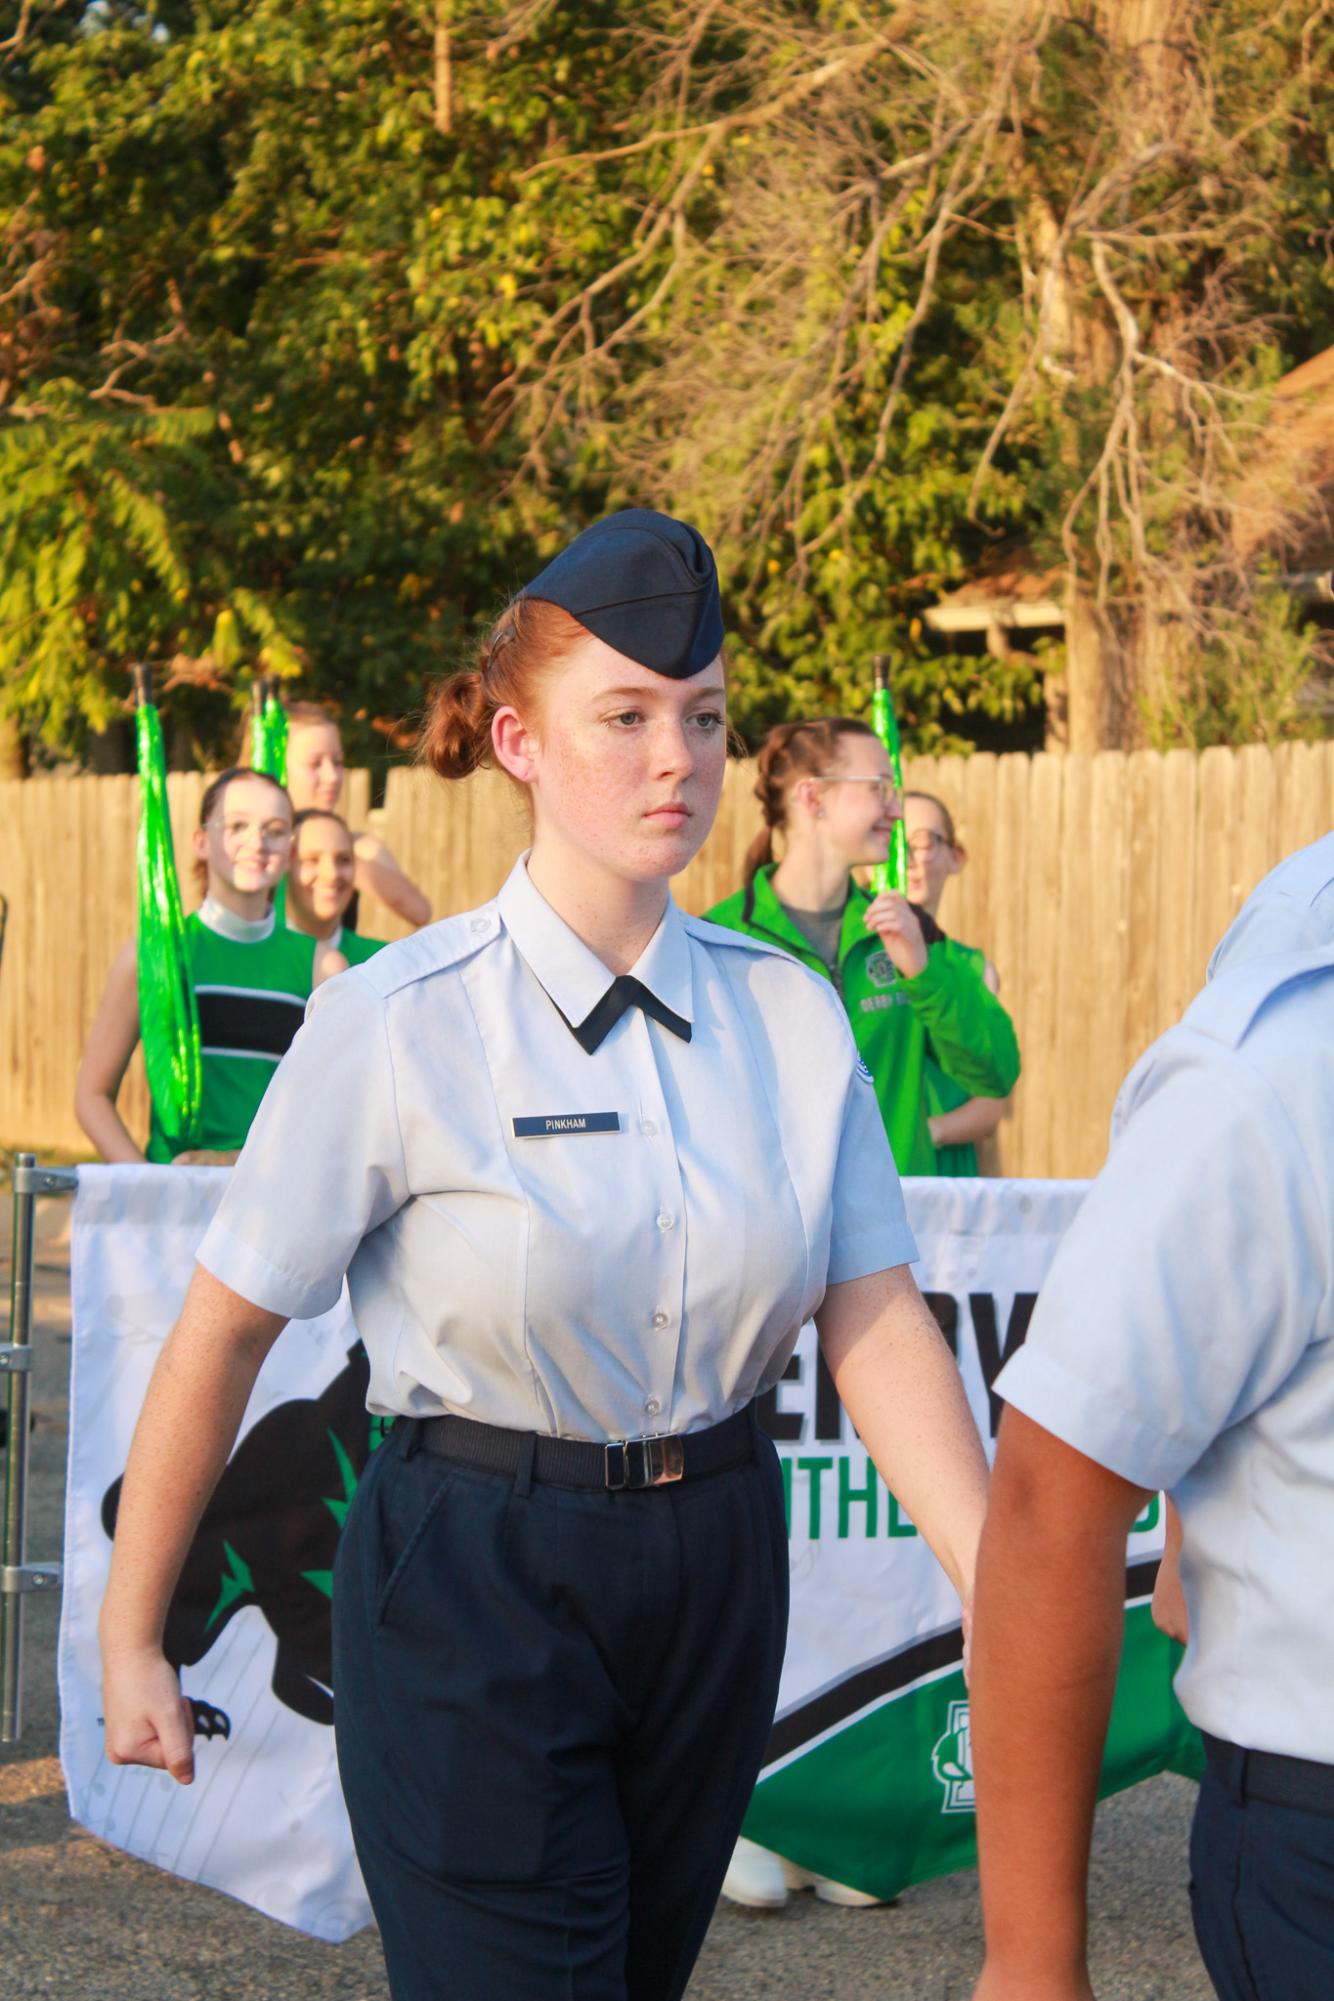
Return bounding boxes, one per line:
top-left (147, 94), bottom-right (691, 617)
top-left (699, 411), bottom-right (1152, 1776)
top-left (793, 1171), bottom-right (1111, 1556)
top-left (249, 678), bottom-right (288, 784)
top-left (135, 682), bottom-right (203, 1151)
top-left (870, 656), bottom-right (908, 896)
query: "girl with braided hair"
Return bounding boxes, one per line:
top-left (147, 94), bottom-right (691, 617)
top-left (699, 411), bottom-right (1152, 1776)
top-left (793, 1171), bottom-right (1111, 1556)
top-left (708, 718), bottom-right (1019, 1182)
top-left (709, 719), bottom-right (1019, 1914)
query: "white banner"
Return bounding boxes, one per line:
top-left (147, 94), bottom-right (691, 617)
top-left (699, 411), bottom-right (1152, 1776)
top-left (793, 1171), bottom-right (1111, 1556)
top-left (58, 1169), bottom-right (1193, 1933)
top-left (59, 1166), bottom-right (373, 1942)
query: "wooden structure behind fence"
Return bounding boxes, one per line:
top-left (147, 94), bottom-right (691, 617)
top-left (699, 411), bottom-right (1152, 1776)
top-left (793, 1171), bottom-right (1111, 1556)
top-left (2, 744), bottom-right (1330, 1176)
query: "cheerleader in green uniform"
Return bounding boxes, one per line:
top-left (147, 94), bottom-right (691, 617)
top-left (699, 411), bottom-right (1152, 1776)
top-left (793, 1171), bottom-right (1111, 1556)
top-left (284, 808), bottom-right (388, 972)
top-left (76, 767), bottom-right (330, 1165)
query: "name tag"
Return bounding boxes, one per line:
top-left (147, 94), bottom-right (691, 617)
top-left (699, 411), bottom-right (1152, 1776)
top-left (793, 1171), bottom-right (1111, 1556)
top-left (512, 1112), bottom-right (622, 1139)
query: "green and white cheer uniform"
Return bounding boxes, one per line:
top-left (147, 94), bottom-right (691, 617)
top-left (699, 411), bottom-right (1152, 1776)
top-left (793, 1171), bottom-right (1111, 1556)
top-left (146, 901), bottom-right (318, 1163)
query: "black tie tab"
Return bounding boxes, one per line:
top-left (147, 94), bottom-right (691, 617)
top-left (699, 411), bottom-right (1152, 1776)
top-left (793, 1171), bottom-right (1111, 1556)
top-left (571, 976), bottom-right (692, 1055)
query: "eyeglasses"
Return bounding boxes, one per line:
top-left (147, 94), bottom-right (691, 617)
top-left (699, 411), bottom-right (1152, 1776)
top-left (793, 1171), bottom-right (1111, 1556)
top-left (210, 817), bottom-right (293, 851)
top-left (906, 830), bottom-right (953, 858)
top-left (814, 776), bottom-right (900, 808)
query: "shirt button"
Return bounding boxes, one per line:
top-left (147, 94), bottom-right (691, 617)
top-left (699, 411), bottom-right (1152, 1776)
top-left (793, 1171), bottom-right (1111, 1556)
top-left (644, 1396), bottom-right (662, 1418)
top-left (640, 1118), bottom-right (658, 1137)
top-left (655, 1210), bottom-right (675, 1232)
top-left (651, 1312), bottom-right (669, 1330)
top-left (470, 917), bottom-right (488, 934)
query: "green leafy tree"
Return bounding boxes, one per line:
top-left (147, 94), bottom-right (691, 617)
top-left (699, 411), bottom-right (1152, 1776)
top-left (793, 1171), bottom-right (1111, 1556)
top-left (2, 0), bottom-right (1332, 766)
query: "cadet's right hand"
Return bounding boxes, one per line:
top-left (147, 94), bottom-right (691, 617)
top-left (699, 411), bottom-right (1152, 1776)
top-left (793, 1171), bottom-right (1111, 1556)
top-left (102, 1644), bottom-right (196, 1785)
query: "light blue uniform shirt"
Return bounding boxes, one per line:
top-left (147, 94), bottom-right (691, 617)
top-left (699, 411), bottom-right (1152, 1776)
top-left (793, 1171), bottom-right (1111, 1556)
top-left (199, 855), bottom-right (916, 1444)
top-left (997, 835), bottom-right (1334, 1761)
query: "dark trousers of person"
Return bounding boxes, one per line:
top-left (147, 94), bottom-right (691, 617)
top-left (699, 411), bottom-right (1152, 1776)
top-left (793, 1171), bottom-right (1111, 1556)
top-left (1190, 1739), bottom-right (1334, 2001)
top-left (332, 1408), bottom-right (789, 2001)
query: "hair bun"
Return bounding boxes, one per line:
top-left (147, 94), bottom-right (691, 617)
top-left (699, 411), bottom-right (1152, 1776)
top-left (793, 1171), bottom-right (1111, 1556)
top-left (419, 670), bottom-right (491, 781)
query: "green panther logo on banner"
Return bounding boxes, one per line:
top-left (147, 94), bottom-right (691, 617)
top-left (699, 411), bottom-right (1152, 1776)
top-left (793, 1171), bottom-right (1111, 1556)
top-left (931, 1699), bottom-right (975, 1816)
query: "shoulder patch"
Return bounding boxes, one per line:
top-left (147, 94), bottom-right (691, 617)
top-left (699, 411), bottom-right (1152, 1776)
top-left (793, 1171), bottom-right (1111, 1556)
top-left (348, 905), bottom-right (501, 999)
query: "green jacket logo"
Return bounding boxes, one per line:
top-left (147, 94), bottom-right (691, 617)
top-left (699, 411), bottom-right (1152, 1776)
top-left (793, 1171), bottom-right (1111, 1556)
top-left (931, 1699), bottom-right (975, 1815)
top-left (865, 951), bottom-right (895, 988)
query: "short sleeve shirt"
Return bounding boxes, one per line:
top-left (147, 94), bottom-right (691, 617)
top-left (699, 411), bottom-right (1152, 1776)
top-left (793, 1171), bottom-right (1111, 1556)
top-left (996, 946), bottom-right (1334, 1759)
top-left (198, 856), bottom-right (916, 1442)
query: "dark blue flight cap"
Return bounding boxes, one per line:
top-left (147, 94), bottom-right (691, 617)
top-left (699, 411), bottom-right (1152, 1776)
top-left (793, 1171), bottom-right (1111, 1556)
top-left (520, 509), bottom-right (724, 680)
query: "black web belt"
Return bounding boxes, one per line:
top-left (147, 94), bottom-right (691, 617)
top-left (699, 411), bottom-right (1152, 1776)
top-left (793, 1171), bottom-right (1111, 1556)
top-left (411, 1404), bottom-right (755, 1491)
top-left (1203, 1732), bottom-right (1334, 1818)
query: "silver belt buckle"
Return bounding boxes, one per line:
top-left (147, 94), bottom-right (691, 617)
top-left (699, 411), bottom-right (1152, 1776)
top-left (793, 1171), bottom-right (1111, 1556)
top-left (605, 1433), bottom-right (685, 1490)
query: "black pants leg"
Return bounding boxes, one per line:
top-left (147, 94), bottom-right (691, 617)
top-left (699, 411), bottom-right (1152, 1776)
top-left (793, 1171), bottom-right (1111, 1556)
top-left (1190, 1759), bottom-right (1334, 2001)
top-left (331, 1416), bottom-right (788, 2001)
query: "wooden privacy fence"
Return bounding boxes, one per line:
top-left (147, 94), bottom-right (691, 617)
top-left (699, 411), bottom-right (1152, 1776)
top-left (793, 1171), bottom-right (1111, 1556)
top-left (1, 743), bottom-right (1330, 1175)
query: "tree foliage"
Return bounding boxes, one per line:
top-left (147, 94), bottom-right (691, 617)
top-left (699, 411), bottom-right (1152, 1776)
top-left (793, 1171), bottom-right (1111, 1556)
top-left (2, 0), bottom-right (1332, 767)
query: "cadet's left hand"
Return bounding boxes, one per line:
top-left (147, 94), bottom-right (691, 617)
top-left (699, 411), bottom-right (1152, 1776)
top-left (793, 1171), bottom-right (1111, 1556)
top-left (864, 892), bottom-right (928, 979)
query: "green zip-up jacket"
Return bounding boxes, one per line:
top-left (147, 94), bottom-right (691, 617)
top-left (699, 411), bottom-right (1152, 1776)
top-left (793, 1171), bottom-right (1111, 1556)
top-left (705, 866), bottom-right (1020, 1176)
top-left (924, 937), bottom-right (993, 1177)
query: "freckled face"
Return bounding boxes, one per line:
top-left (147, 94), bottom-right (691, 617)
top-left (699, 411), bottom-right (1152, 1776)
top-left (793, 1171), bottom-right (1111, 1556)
top-left (286, 722), bottom-right (346, 814)
top-left (514, 636), bottom-right (729, 885)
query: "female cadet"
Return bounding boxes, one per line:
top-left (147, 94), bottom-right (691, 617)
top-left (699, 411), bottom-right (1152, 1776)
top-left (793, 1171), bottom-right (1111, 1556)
top-left (284, 807), bottom-right (387, 973)
top-left (75, 766), bottom-right (322, 1165)
top-left (904, 789), bottom-right (1012, 1177)
top-left (98, 511), bottom-right (990, 2001)
top-left (707, 720), bottom-right (1020, 1177)
top-left (284, 702), bottom-right (432, 931)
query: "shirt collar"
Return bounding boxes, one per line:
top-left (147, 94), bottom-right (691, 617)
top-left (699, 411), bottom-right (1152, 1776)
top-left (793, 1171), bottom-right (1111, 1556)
top-left (496, 854), bottom-right (694, 1034)
top-left (199, 895), bottom-right (276, 945)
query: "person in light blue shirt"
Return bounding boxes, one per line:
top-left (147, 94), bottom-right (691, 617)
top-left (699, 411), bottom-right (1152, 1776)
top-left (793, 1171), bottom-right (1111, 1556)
top-left (967, 833), bottom-right (1334, 2001)
top-left (98, 510), bottom-right (990, 2001)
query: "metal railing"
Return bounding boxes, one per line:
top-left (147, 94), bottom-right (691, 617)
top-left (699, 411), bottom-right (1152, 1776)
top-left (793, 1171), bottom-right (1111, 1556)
top-left (1, 1153), bottom-right (77, 1742)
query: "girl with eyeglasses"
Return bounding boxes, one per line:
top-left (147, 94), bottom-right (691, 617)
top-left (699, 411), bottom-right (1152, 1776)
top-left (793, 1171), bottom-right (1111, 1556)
top-left (904, 790), bottom-right (1012, 1176)
top-left (75, 767), bottom-right (333, 1165)
top-left (707, 721), bottom-right (1019, 1180)
top-left (707, 725), bottom-right (1020, 1914)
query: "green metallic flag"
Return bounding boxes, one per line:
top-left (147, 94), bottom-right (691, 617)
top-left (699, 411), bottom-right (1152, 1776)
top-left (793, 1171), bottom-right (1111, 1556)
top-left (248, 678), bottom-right (288, 785)
top-left (870, 656), bottom-right (908, 897)
top-left (134, 667), bottom-right (202, 1152)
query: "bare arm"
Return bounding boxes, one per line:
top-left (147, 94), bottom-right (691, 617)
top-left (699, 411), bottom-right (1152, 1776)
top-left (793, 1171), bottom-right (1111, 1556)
top-left (313, 941), bottom-right (349, 985)
top-left (970, 1408), bottom-right (1149, 2001)
top-left (929, 1093), bottom-right (1011, 1149)
top-left (354, 831), bottom-right (431, 928)
top-left (99, 1266), bottom-right (288, 1783)
top-left (815, 1263), bottom-right (988, 1605)
top-left (74, 940), bottom-right (148, 1164)
top-left (1151, 1498), bottom-right (1187, 1644)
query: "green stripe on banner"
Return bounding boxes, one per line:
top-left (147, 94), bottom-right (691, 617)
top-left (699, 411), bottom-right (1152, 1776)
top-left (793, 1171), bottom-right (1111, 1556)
top-left (742, 1606), bottom-right (1202, 1899)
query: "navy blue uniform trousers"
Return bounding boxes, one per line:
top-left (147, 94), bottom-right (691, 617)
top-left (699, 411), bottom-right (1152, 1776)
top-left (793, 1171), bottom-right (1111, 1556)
top-left (332, 1410), bottom-right (789, 2001)
top-left (1191, 1755), bottom-right (1334, 2000)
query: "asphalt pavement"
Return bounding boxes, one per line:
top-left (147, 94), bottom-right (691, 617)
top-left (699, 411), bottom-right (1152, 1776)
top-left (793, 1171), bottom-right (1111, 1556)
top-left (0, 1197), bottom-right (1212, 1999)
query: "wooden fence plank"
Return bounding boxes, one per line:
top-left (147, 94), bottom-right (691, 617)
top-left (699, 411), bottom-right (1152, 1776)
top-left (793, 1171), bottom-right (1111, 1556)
top-left (1052, 756), bottom-right (1096, 1178)
top-left (1123, 751), bottom-right (1165, 1076)
top-left (1016, 753), bottom-right (1066, 1178)
top-left (1194, 747), bottom-right (1238, 985)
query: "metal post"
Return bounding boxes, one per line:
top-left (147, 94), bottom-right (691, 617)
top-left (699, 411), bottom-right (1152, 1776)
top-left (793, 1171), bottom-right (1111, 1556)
top-left (1, 1151), bottom-right (38, 1741)
top-left (0, 1156), bottom-right (74, 1744)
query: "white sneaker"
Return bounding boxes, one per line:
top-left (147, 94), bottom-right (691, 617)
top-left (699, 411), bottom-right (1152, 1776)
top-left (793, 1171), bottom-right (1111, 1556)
top-left (721, 1836), bottom-right (789, 1910)
top-left (781, 1857), bottom-right (886, 1907)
